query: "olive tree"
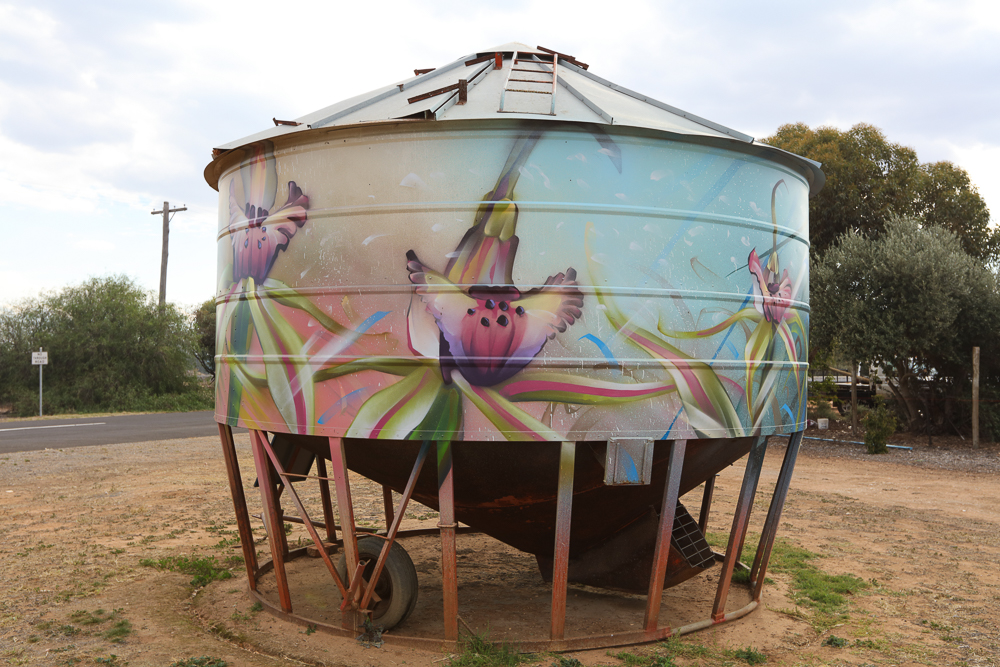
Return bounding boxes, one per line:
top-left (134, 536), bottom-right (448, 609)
top-left (812, 217), bottom-right (1000, 433)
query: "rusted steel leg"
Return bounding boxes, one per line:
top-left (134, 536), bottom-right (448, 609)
top-left (437, 440), bottom-right (459, 641)
top-left (382, 485), bottom-right (395, 528)
top-left (250, 429), bottom-right (292, 613)
top-left (218, 423), bottom-right (259, 589)
top-left (271, 462), bottom-right (290, 558)
top-left (330, 437), bottom-right (360, 627)
top-left (643, 439), bottom-right (687, 633)
top-left (711, 435), bottom-right (767, 622)
top-left (733, 440), bottom-right (767, 566)
top-left (751, 430), bottom-right (803, 601)
top-left (259, 434), bottom-right (348, 598)
top-left (315, 457), bottom-right (337, 543)
top-left (698, 474), bottom-right (716, 536)
top-left (360, 441), bottom-right (431, 610)
top-left (551, 441), bottom-right (576, 640)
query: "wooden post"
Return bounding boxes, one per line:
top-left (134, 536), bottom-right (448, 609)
top-left (850, 360), bottom-right (859, 437)
top-left (150, 201), bottom-right (186, 307)
top-left (973, 346), bottom-right (980, 449)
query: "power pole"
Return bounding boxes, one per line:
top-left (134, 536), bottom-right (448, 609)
top-left (151, 201), bottom-right (187, 306)
top-left (973, 346), bottom-right (980, 449)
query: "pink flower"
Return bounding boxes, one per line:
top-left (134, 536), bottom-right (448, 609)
top-left (748, 248), bottom-right (792, 324)
top-left (228, 142), bottom-right (309, 284)
top-left (405, 185), bottom-right (583, 387)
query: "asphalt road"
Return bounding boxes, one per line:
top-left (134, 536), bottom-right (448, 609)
top-left (0, 411), bottom-right (241, 454)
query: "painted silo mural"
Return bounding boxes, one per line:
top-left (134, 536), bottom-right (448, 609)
top-left (214, 123), bottom-right (809, 444)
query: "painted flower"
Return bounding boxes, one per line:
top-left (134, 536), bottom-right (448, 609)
top-left (748, 247), bottom-right (792, 324)
top-left (228, 141), bottom-right (309, 285)
top-left (405, 252), bottom-right (583, 386)
top-left (312, 132), bottom-right (677, 442)
top-left (219, 141), bottom-right (313, 432)
top-left (747, 179), bottom-right (793, 325)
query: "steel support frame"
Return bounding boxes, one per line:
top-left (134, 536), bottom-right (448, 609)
top-left (218, 428), bottom-right (805, 652)
top-left (751, 430), bottom-right (803, 600)
top-left (711, 435), bottom-right (767, 621)
top-left (644, 439), bottom-right (688, 632)
top-left (218, 424), bottom-right (258, 587)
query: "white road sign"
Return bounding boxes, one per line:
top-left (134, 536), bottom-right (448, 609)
top-left (32, 352), bottom-right (48, 365)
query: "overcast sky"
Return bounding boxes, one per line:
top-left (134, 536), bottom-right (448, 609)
top-left (2, 0), bottom-right (997, 309)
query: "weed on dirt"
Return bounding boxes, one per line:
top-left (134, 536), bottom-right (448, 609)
top-left (613, 649), bottom-right (677, 667)
top-left (139, 554), bottom-right (239, 587)
top-left (449, 632), bottom-right (528, 667)
top-left (168, 658), bottom-right (229, 667)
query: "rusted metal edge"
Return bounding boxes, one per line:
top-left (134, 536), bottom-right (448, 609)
top-left (218, 424), bottom-right (259, 588)
top-left (408, 83), bottom-right (460, 105)
top-left (250, 430), bottom-right (292, 612)
top-left (258, 431), bottom-right (348, 598)
top-left (711, 436), bottom-right (767, 621)
top-left (437, 440), bottom-right (459, 641)
top-left (249, 546), bottom-right (761, 653)
top-left (310, 58), bottom-right (466, 128)
top-left (550, 442), bottom-right (575, 640)
top-left (536, 45), bottom-right (589, 70)
top-left (360, 441), bottom-right (431, 610)
top-left (431, 60), bottom-right (493, 118)
top-left (643, 439), bottom-right (686, 632)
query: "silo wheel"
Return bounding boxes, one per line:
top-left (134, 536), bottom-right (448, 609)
top-left (336, 536), bottom-right (418, 630)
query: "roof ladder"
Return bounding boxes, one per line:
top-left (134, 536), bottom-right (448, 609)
top-left (498, 50), bottom-right (558, 116)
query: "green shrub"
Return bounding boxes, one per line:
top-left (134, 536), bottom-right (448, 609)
top-left (863, 398), bottom-right (897, 454)
top-left (0, 275), bottom-right (209, 416)
top-left (808, 376), bottom-right (839, 421)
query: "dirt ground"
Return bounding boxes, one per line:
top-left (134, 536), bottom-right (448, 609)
top-left (1, 424), bottom-right (998, 667)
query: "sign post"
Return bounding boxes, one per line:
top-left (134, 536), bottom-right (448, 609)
top-left (32, 348), bottom-right (48, 416)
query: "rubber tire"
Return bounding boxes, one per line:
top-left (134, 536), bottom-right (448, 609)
top-left (336, 536), bottom-right (418, 630)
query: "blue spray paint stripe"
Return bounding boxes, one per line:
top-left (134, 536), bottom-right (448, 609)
top-left (662, 407), bottom-right (684, 440)
top-left (579, 334), bottom-right (621, 373)
top-left (318, 387), bottom-right (367, 424)
top-left (624, 451), bottom-right (639, 483)
top-left (356, 310), bottom-right (390, 334)
top-left (781, 404), bottom-right (795, 425)
top-left (711, 288), bottom-right (753, 362)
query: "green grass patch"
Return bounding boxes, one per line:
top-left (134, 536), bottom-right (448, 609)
top-left (613, 650), bottom-right (676, 667)
top-left (550, 658), bottom-right (582, 667)
top-left (69, 609), bottom-right (113, 626)
top-left (139, 555), bottom-right (235, 587)
top-left (169, 659), bottom-right (228, 667)
top-left (727, 646), bottom-right (767, 664)
top-left (102, 619), bottom-right (133, 643)
top-left (94, 655), bottom-right (128, 666)
top-left (449, 633), bottom-right (527, 667)
top-left (659, 635), bottom-right (711, 659)
top-left (707, 532), bottom-right (868, 630)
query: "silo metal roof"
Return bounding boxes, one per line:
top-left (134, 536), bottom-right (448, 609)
top-left (209, 42), bottom-right (823, 192)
